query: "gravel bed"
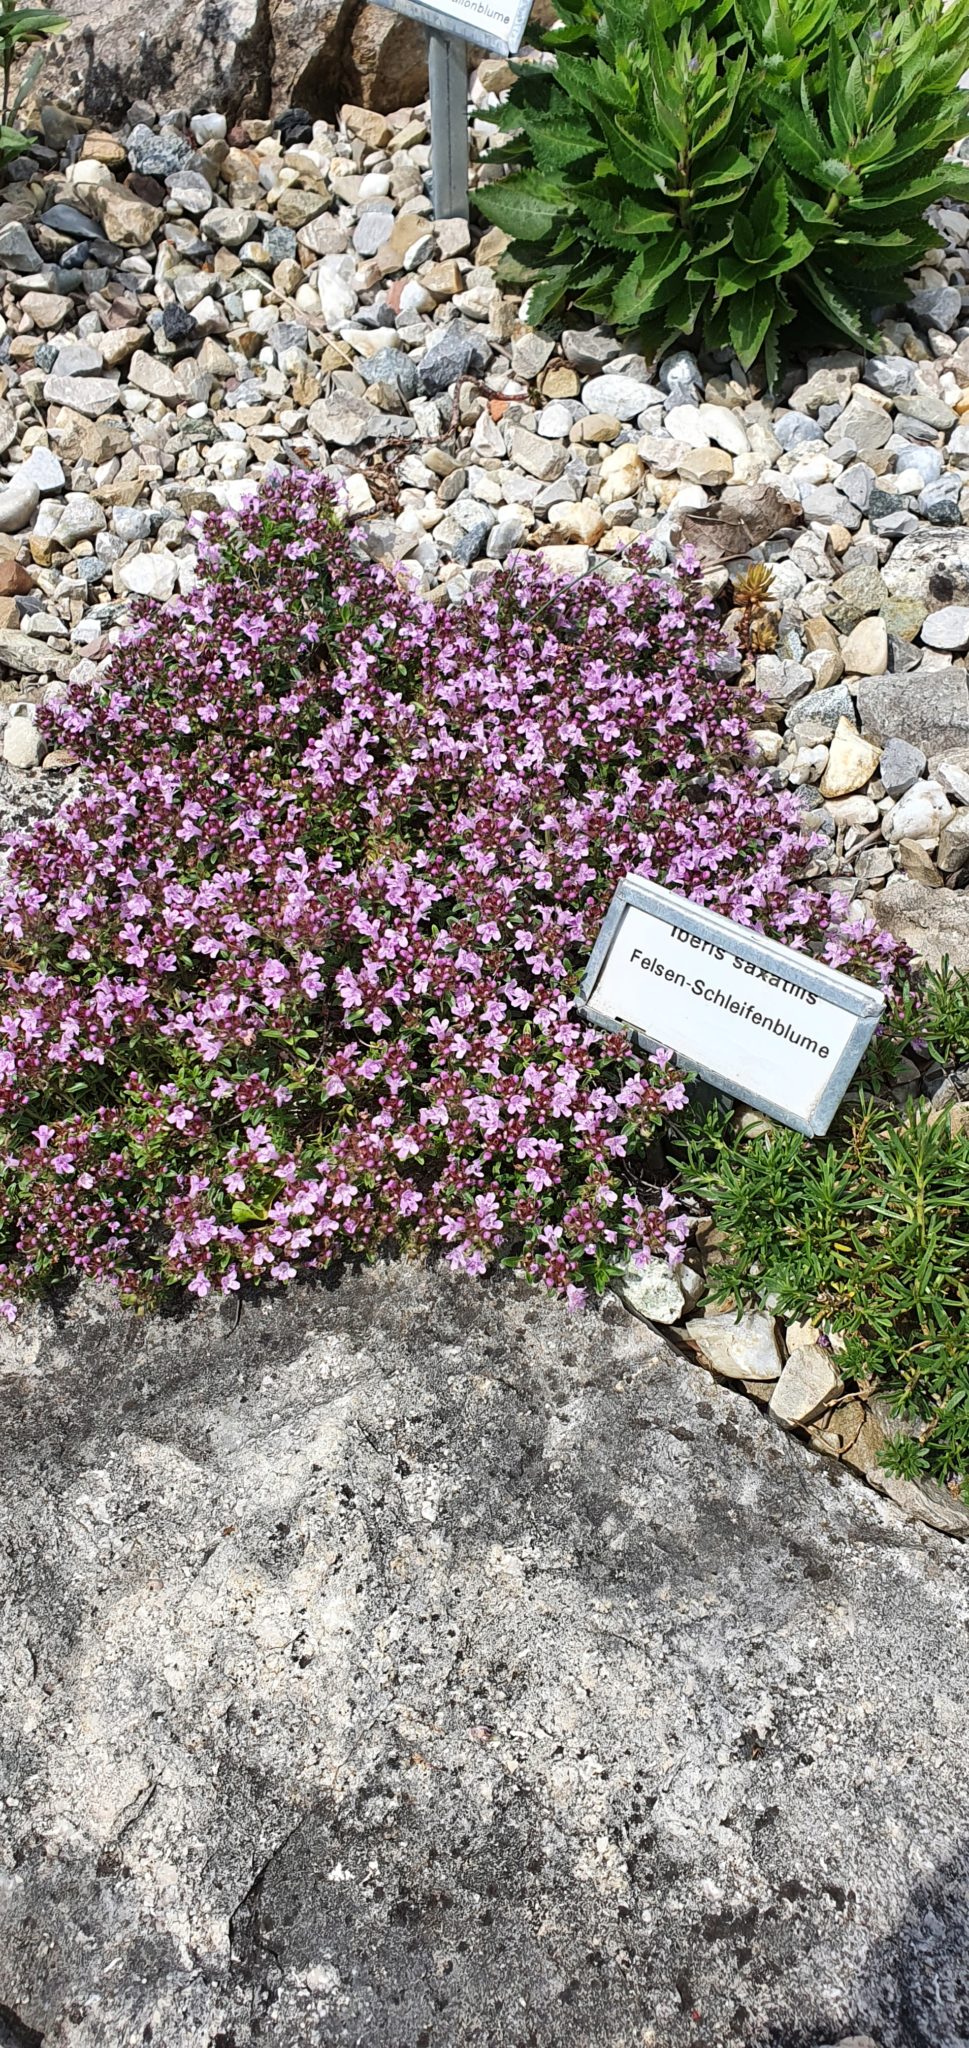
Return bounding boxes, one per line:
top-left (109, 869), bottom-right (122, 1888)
top-left (0, 82), bottom-right (968, 959)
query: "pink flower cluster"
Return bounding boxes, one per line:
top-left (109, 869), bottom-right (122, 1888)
top-left (0, 473), bottom-right (897, 1317)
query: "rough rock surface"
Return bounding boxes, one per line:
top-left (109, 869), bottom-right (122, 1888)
top-left (1, 1263), bottom-right (968, 2047)
top-left (49, 0), bottom-right (467, 121)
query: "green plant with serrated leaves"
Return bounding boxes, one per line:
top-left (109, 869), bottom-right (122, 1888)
top-left (476, 0), bottom-right (969, 377)
top-left (0, 0), bottom-right (67, 165)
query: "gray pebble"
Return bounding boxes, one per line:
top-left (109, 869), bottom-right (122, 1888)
top-left (880, 736), bottom-right (927, 797)
top-left (773, 412), bottom-right (825, 451)
top-left (418, 325), bottom-right (491, 397)
top-left (864, 356), bottom-right (918, 398)
top-left (909, 283), bottom-right (963, 331)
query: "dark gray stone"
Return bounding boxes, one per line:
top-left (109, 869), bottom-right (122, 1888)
top-left (161, 302), bottom-right (197, 344)
top-left (0, 1267), bottom-right (968, 2047)
top-left (920, 476), bottom-right (963, 527)
top-left (869, 486), bottom-right (904, 521)
top-left (39, 201), bottom-right (112, 245)
top-left (126, 122), bottom-right (192, 177)
top-left (880, 735), bottom-right (927, 796)
top-left (360, 348), bottom-right (419, 402)
top-left (863, 356), bottom-right (918, 398)
top-left (0, 220), bottom-right (40, 272)
top-left (909, 284), bottom-right (963, 332)
top-left (785, 681), bottom-right (854, 732)
top-left (451, 518), bottom-right (492, 565)
top-left (418, 325), bottom-right (492, 397)
top-left (265, 224), bottom-right (298, 263)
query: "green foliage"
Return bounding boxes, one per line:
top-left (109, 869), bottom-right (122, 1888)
top-left (673, 963), bottom-right (969, 1494)
top-left (915, 956), bottom-right (969, 1071)
top-left (0, 0), bottom-right (67, 162)
top-left (476, 0), bottom-right (969, 372)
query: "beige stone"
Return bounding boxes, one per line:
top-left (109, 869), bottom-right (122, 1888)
top-left (803, 617), bottom-right (842, 656)
top-left (80, 129), bottom-right (128, 166)
top-left (93, 188), bottom-right (164, 247)
top-left (677, 447), bottom-right (733, 487)
top-left (476, 226), bottom-right (511, 269)
top-left (21, 292), bottom-right (72, 331)
top-left (97, 326), bottom-right (148, 368)
top-left (819, 717), bottom-right (881, 798)
top-left (769, 1346), bottom-right (844, 1429)
top-left (898, 839), bottom-right (944, 888)
top-left (805, 646), bottom-right (844, 689)
top-left (840, 614), bottom-right (889, 676)
top-left (570, 412), bottom-right (621, 444)
top-left (340, 103), bottom-right (394, 149)
top-left (537, 544), bottom-right (591, 575)
top-left (376, 212), bottom-right (428, 269)
top-left (420, 261), bottom-right (463, 302)
top-left (599, 455), bottom-right (644, 506)
top-left (547, 502), bottom-right (606, 546)
top-left (540, 364), bottom-right (580, 400)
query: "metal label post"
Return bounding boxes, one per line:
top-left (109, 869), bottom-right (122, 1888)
top-left (427, 27), bottom-right (470, 221)
top-left (367, 0), bottom-right (532, 219)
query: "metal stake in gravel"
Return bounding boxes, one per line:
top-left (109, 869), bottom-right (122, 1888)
top-left (370, 0), bottom-right (532, 220)
top-left (428, 29), bottom-right (470, 221)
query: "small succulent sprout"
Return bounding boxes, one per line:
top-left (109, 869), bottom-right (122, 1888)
top-left (732, 562), bottom-right (776, 609)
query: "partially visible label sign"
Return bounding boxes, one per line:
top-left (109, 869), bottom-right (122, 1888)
top-left (370, 0), bottom-right (532, 56)
top-left (580, 877), bottom-right (884, 1136)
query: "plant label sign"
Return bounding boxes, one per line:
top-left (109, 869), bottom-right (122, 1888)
top-left (370, 0), bottom-right (532, 56)
top-left (580, 877), bottom-right (885, 1136)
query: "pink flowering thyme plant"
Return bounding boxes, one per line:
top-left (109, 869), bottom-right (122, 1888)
top-left (0, 473), bottom-right (897, 1318)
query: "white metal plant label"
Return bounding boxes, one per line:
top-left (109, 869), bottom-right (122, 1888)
top-left (580, 878), bottom-right (885, 1136)
top-left (369, 0), bottom-right (532, 57)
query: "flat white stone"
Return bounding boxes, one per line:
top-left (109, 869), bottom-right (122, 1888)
top-left (580, 374), bottom-right (663, 420)
top-left (118, 552), bottom-right (178, 601)
top-left (920, 604), bottom-right (969, 652)
top-left (0, 476), bottom-right (39, 533)
top-left (686, 1311), bottom-right (782, 1381)
top-left (3, 715), bottom-right (40, 767)
top-left (887, 779), bottom-right (954, 844)
top-left (663, 404), bottom-right (710, 449)
top-left (769, 1345), bottom-right (844, 1427)
top-left (614, 1259), bottom-right (685, 1325)
top-left (695, 402), bottom-right (749, 455)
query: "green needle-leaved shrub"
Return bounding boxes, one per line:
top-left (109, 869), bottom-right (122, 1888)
top-left (477, 0), bottom-right (969, 376)
top-left (674, 959), bottom-right (969, 1496)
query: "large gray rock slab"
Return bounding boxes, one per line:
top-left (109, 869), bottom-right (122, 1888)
top-left (882, 528), bottom-right (969, 605)
top-left (855, 664), bottom-right (969, 753)
top-left (45, 0), bottom-right (432, 123)
top-left (865, 875), bottom-right (969, 969)
top-left (1, 1266), bottom-right (968, 2047)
